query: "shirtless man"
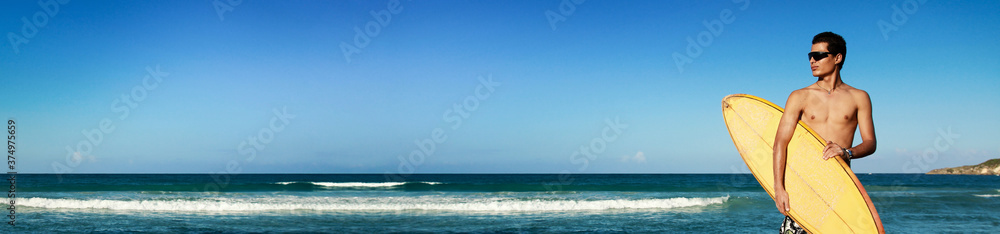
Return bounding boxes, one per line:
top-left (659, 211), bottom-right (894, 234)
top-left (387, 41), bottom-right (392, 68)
top-left (772, 32), bottom-right (877, 233)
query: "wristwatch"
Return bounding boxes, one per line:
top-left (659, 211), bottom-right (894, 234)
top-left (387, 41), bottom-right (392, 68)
top-left (843, 148), bottom-right (854, 159)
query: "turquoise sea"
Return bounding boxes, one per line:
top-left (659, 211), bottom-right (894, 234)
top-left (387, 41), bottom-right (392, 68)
top-left (6, 174), bottom-right (1000, 233)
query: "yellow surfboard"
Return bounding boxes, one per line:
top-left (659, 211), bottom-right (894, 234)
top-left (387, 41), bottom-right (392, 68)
top-left (721, 94), bottom-right (884, 233)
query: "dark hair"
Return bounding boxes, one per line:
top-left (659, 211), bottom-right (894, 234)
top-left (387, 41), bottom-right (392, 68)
top-left (812, 32), bottom-right (846, 68)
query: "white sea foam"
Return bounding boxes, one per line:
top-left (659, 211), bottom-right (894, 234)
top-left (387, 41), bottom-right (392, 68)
top-left (313, 182), bottom-right (406, 187)
top-left (275, 182), bottom-right (440, 187)
top-left (21, 196), bottom-right (728, 212)
top-left (973, 189), bottom-right (1000, 197)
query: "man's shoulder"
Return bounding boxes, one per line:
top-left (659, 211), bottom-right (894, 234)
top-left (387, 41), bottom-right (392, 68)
top-left (844, 85), bottom-right (871, 99)
top-left (788, 85), bottom-right (826, 101)
top-left (783, 88), bottom-right (813, 109)
top-left (788, 87), bottom-right (814, 99)
top-left (841, 85), bottom-right (873, 108)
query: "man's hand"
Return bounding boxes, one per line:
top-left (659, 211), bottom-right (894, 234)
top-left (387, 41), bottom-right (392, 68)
top-left (822, 141), bottom-right (848, 161)
top-left (775, 185), bottom-right (790, 216)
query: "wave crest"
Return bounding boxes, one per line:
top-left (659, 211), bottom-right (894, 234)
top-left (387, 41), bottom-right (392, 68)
top-left (275, 181), bottom-right (441, 187)
top-left (21, 196), bottom-right (728, 212)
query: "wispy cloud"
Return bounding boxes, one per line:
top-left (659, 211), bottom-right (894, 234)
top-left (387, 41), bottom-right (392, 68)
top-left (620, 151), bottom-right (646, 163)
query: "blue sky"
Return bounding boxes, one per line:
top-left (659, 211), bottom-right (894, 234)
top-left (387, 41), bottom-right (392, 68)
top-left (2, 0), bottom-right (998, 173)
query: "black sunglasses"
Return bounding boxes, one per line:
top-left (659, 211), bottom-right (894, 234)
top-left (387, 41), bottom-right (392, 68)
top-left (808, 51), bottom-right (832, 61)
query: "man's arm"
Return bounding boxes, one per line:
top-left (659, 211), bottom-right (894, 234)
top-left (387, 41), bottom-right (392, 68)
top-left (773, 90), bottom-right (805, 216)
top-left (850, 90), bottom-right (876, 159)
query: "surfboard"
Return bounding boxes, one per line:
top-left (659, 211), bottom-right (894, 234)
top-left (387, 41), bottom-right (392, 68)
top-left (721, 94), bottom-right (884, 233)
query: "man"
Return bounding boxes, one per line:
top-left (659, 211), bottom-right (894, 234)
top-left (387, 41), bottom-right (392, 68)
top-left (772, 32), bottom-right (877, 233)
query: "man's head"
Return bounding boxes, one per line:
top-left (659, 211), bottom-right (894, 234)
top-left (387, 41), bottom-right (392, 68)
top-left (809, 32), bottom-right (846, 77)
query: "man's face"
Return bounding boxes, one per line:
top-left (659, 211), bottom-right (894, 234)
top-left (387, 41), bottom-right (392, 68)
top-left (810, 42), bottom-right (840, 77)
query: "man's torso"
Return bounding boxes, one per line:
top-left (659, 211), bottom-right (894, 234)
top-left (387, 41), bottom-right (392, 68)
top-left (796, 84), bottom-right (862, 153)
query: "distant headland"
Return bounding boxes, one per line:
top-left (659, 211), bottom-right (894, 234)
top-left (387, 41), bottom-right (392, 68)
top-left (926, 159), bottom-right (1000, 175)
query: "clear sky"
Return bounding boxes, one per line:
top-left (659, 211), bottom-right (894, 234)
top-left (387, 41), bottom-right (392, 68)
top-left (2, 0), bottom-right (998, 174)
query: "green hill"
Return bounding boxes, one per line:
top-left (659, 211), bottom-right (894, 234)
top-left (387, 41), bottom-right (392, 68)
top-left (927, 159), bottom-right (1000, 175)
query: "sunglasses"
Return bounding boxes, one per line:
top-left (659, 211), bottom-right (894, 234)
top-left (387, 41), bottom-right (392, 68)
top-left (808, 51), bottom-right (833, 61)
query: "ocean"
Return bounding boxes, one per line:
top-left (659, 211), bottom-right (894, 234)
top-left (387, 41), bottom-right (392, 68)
top-left (6, 173), bottom-right (1000, 233)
